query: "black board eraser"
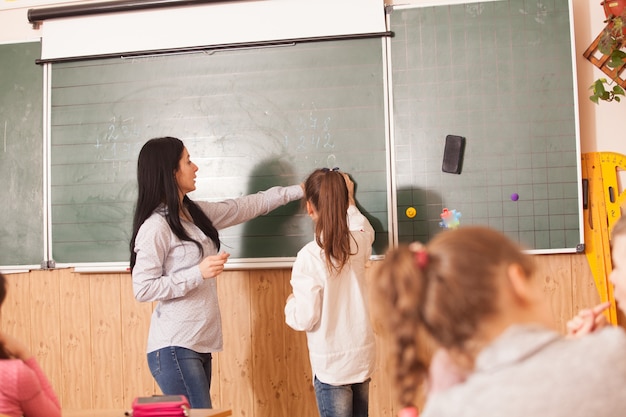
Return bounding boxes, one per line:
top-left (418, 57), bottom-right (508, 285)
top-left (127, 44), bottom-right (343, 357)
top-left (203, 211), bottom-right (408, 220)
top-left (442, 135), bottom-right (466, 174)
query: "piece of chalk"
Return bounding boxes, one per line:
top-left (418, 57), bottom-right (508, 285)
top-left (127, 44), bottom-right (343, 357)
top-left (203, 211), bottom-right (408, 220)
top-left (511, 193), bottom-right (519, 201)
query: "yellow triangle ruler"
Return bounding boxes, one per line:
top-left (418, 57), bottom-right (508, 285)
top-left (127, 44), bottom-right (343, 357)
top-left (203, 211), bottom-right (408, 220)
top-left (582, 152), bottom-right (626, 324)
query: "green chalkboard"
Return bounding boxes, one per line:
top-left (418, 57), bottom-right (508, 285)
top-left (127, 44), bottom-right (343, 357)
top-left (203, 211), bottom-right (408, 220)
top-left (50, 38), bottom-right (389, 264)
top-left (390, 0), bottom-right (582, 251)
top-left (0, 41), bottom-right (43, 267)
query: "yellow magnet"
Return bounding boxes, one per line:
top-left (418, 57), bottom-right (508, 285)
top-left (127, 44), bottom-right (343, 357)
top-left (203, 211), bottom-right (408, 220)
top-left (405, 206), bottom-right (416, 218)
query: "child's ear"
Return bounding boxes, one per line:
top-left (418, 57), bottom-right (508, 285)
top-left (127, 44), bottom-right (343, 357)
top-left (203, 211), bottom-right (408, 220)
top-left (306, 200), bottom-right (314, 217)
top-left (506, 263), bottom-right (537, 305)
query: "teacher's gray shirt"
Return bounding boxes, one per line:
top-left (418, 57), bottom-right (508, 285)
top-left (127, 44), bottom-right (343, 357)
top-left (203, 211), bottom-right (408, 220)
top-left (132, 185), bottom-right (303, 353)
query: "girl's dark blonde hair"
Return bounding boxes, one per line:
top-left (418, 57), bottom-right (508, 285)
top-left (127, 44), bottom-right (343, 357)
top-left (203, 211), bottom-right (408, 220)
top-left (304, 168), bottom-right (352, 274)
top-left (372, 226), bottom-right (535, 408)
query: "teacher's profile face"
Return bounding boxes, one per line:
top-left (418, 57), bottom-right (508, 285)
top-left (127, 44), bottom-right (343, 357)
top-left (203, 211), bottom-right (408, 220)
top-left (175, 147), bottom-right (198, 195)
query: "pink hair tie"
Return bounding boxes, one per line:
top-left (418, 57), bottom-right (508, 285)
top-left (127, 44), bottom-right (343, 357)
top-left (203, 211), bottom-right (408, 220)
top-left (409, 242), bottom-right (429, 270)
top-left (398, 406), bottom-right (419, 417)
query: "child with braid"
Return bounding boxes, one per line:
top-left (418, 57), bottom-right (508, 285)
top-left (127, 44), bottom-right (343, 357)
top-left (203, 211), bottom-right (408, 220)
top-left (373, 226), bottom-right (626, 417)
top-left (285, 168), bottom-right (376, 417)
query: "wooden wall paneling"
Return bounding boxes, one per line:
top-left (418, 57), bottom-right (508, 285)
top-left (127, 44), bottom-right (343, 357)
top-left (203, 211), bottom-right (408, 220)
top-left (366, 262), bottom-right (398, 417)
top-left (250, 269), bottom-right (290, 417)
top-left (1, 272), bottom-right (31, 350)
top-left (281, 269), bottom-right (318, 417)
top-left (29, 269), bottom-right (63, 403)
top-left (59, 268), bottom-right (94, 409)
top-left (211, 350), bottom-right (221, 408)
top-left (570, 252), bottom-right (602, 313)
top-left (0, 252), bottom-right (604, 415)
top-left (370, 335), bottom-right (396, 417)
top-left (89, 274), bottom-right (124, 408)
top-left (534, 254), bottom-right (574, 333)
top-left (216, 270), bottom-right (254, 414)
top-left (119, 273), bottom-right (158, 402)
top-left (569, 251), bottom-right (626, 328)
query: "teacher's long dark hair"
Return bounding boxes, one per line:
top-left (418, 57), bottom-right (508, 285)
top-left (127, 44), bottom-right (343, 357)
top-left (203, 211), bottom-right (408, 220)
top-left (129, 137), bottom-right (220, 270)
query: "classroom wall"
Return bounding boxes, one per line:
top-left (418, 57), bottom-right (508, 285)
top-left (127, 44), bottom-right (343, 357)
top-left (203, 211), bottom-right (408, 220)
top-left (0, 0), bottom-right (621, 415)
top-left (0, 256), bottom-right (600, 416)
top-left (570, 0), bottom-right (626, 155)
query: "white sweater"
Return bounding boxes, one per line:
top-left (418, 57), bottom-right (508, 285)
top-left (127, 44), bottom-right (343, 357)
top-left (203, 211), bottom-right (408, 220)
top-left (285, 205), bottom-right (376, 385)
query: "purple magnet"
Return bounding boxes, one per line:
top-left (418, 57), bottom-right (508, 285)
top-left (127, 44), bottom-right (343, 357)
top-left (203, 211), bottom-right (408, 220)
top-left (511, 193), bottom-right (519, 201)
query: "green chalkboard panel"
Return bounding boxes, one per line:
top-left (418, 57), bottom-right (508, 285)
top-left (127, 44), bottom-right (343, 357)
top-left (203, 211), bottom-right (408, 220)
top-left (50, 38), bottom-right (389, 264)
top-left (390, 0), bottom-right (582, 251)
top-left (0, 41), bottom-right (43, 267)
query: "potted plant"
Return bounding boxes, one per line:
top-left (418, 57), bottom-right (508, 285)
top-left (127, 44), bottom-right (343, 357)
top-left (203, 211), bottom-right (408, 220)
top-left (589, 2), bottom-right (626, 103)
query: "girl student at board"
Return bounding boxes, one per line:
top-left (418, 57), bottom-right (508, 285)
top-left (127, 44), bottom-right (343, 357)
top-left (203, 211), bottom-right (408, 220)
top-left (0, 273), bottom-right (61, 417)
top-left (285, 168), bottom-right (376, 417)
top-left (372, 226), bottom-right (626, 417)
top-left (129, 136), bottom-right (303, 408)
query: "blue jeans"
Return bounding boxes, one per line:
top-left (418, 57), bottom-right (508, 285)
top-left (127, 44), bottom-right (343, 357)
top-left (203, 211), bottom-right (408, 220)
top-left (147, 346), bottom-right (213, 409)
top-left (314, 375), bottom-right (370, 417)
